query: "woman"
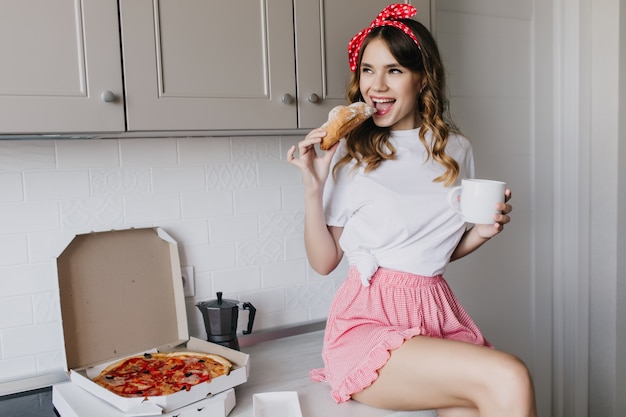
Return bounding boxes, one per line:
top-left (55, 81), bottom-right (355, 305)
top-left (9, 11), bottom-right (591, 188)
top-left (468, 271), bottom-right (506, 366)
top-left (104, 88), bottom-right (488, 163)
top-left (287, 4), bottom-right (536, 417)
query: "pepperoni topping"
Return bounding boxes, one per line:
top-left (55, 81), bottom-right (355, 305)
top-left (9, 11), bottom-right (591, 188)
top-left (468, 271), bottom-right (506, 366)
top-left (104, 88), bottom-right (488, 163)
top-left (93, 352), bottom-right (229, 398)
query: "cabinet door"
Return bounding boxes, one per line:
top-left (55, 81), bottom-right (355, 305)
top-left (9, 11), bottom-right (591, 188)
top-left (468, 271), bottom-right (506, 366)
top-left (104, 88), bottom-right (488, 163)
top-left (0, 0), bottom-right (125, 134)
top-left (120, 0), bottom-right (297, 131)
top-left (295, 0), bottom-right (432, 129)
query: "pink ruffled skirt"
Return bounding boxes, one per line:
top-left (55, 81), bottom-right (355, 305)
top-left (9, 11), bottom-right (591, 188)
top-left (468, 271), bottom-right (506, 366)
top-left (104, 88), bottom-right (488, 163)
top-left (310, 267), bottom-right (491, 403)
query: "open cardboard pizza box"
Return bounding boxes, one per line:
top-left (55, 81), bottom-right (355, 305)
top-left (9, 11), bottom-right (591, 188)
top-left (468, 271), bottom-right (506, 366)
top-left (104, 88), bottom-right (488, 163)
top-left (53, 227), bottom-right (249, 415)
top-left (53, 383), bottom-right (236, 417)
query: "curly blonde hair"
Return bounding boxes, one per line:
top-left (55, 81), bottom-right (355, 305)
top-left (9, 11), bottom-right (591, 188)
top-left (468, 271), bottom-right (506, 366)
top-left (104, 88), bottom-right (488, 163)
top-left (334, 19), bottom-right (462, 187)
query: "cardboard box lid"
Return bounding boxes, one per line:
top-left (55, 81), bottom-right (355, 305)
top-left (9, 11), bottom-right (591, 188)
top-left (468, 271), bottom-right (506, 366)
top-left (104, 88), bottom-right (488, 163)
top-left (57, 228), bottom-right (188, 370)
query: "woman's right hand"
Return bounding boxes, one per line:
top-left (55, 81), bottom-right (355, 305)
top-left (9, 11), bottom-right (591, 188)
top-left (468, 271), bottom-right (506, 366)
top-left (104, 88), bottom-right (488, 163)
top-left (287, 128), bottom-right (338, 191)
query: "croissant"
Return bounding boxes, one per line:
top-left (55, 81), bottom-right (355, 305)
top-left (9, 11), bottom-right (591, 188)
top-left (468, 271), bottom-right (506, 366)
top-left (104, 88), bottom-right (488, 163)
top-left (320, 102), bottom-right (376, 150)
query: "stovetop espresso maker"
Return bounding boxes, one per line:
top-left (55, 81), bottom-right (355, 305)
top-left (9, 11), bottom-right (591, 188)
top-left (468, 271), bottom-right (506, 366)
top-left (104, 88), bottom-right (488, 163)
top-left (196, 292), bottom-right (256, 351)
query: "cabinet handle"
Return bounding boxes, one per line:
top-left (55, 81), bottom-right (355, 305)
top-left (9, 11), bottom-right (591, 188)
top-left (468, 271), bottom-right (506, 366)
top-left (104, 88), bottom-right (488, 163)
top-left (101, 90), bottom-right (116, 103)
top-left (307, 93), bottom-right (321, 103)
top-left (281, 94), bottom-right (295, 105)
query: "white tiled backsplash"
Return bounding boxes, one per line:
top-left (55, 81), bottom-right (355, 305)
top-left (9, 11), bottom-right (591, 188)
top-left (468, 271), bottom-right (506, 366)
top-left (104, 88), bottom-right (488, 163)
top-left (0, 136), bottom-right (347, 386)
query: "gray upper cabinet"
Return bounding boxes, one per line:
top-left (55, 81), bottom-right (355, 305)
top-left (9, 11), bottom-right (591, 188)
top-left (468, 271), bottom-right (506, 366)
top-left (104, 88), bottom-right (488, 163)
top-left (0, 0), bottom-right (431, 135)
top-left (120, 0), bottom-right (298, 131)
top-left (0, 0), bottom-right (125, 134)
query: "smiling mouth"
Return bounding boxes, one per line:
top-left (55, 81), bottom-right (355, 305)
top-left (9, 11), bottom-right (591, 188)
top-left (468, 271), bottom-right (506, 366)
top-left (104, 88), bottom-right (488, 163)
top-left (372, 98), bottom-right (395, 115)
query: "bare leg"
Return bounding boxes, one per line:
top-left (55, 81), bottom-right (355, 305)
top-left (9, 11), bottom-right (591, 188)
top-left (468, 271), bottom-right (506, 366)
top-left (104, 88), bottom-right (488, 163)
top-left (351, 336), bottom-right (536, 417)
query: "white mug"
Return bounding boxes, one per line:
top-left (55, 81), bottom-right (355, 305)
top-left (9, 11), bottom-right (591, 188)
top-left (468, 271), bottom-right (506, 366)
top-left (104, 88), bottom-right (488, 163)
top-left (447, 179), bottom-right (506, 224)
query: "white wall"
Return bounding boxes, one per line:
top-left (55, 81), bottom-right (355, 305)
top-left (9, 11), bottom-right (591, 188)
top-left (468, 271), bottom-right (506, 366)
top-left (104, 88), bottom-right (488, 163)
top-left (437, 2), bottom-right (626, 416)
top-left (617, 4), bottom-right (626, 414)
top-left (435, 0), bottom-right (550, 414)
top-left (588, 0), bottom-right (625, 416)
top-left (436, 1), bottom-right (533, 355)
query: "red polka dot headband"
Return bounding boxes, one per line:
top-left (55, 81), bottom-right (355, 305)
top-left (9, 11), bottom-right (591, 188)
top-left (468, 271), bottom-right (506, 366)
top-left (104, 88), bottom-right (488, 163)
top-left (347, 4), bottom-right (420, 72)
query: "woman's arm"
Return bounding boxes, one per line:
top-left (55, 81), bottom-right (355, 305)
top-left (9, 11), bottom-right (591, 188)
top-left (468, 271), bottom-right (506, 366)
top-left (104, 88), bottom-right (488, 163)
top-left (450, 189), bottom-right (512, 261)
top-left (304, 193), bottom-right (344, 274)
top-left (288, 129), bottom-right (344, 274)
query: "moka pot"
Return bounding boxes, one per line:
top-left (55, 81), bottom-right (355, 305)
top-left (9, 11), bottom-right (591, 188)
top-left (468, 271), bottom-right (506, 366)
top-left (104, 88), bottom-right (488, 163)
top-left (196, 292), bottom-right (256, 351)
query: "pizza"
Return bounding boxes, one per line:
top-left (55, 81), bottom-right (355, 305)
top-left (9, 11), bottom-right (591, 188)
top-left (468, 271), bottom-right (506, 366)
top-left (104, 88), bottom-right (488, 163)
top-left (92, 351), bottom-right (232, 398)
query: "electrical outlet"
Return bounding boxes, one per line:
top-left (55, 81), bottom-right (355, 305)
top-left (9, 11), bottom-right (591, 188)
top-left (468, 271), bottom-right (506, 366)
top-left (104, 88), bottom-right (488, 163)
top-left (181, 266), bottom-right (195, 297)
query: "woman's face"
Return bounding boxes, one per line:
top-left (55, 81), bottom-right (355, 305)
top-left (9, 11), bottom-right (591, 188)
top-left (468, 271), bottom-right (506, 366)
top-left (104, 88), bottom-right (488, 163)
top-left (359, 38), bottom-right (424, 131)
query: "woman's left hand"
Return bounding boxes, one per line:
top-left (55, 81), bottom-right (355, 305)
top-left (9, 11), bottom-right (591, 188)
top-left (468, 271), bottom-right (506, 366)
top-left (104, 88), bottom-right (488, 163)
top-left (473, 188), bottom-right (512, 240)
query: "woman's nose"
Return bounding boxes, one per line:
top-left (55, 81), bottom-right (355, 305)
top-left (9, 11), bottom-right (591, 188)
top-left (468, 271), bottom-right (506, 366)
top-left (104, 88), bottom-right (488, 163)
top-left (371, 74), bottom-right (387, 92)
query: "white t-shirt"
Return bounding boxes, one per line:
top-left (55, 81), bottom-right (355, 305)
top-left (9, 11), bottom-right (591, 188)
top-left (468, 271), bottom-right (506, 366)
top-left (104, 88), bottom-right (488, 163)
top-left (323, 128), bottom-right (474, 285)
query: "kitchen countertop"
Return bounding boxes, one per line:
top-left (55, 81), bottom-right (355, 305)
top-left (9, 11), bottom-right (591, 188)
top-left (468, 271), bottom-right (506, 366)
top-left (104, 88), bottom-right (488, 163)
top-left (0, 330), bottom-right (435, 417)
top-left (0, 387), bottom-right (57, 417)
top-left (232, 330), bottom-right (435, 417)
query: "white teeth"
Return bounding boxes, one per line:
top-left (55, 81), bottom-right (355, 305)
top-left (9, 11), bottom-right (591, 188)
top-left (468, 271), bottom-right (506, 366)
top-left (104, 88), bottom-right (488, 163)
top-left (372, 98), bottom-right (395, 103)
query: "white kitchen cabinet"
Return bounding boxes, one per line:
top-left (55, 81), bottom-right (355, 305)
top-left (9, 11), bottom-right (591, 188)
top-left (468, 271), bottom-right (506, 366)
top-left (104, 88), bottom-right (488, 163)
top-left (0, 0), bottom-right (125, 134)
top-left (0, 0), bottom-right (432, 135)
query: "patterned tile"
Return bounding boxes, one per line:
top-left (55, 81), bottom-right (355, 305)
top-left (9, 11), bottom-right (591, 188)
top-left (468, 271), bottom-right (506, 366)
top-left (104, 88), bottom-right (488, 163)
top-left (33, 292), bottom-right (60, 323)
top-left (237, 237), bottom-right (284, 266)
top-left (91, 168), bottom-right (151, 196)
top-left (36, 350), bottom-right (65, 373)
top-left (286, 280), bottom-right (336, 310)
top-left (258, 211), bottom-right (304, 238)
top-left (206, 163), bottom-right (257, 190)
top-left (61, 197), bottom-right (124, 231)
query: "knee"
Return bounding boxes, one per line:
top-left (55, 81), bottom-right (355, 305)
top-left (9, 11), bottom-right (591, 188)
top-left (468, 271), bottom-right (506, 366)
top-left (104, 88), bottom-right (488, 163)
top-left (488, 353), bottom-right (535, 412)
